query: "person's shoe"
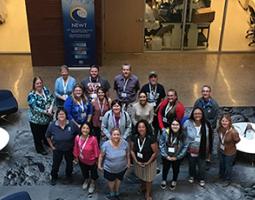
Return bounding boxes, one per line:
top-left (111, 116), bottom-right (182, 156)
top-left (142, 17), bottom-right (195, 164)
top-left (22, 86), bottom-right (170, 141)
top-left (160, 180), bottom-right (167, 190)
top-left (199, 180), bottom-right (205, 187)
top-left (222, 180), bottom-right (231, 187)
top-left (105, 193), bottom-right (115, 200)
top-left (82, 179), bottom-right (89, 190)
top-left (38, 150), bottom-right (48, 155)
top-left (50, 178), bottom-right (57, 186)
top-left (156, 167), bottom-right (161, 174)
top-left (188, 177), bottom-right (194, 183)
top-left (88, 182), bottom-right (95, 193)
top-left (169, 181), bottom-right (177, 190)
top-left (206, 160), bottom-right (211, 171)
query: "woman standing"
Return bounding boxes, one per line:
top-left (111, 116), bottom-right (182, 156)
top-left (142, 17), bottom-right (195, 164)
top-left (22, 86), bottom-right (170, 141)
top-left (73, 123), bottom-right (100, 194)
top-left (131, 119), bottom-right (158, 200)
top-left (217, 113), bottom-right (240, 186)
top-left (183, 107), bottom-right (213, 187)
top-left (64, 83), bottom-right (93, 127)
top-left (101, 99), bottom-right (132, 140)
top-left (91, 87), bottom-right (111, 143)
top-left (46, 108), bottom-right (80, 185)
top-left (54, 65), bottom-right (76, 108)
top-left (159, 119), bottom-right (187, 190)
top-left (98, 128), bottom-right (130, 200)
top-left (27, 76), bottom-right (54, 155)
top-left (131, 92), bottom-right (154, 127)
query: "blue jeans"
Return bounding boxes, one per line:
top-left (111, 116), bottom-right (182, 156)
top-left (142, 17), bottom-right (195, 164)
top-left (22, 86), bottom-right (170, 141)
top-left (188, 154), bottom-right (206, 180)
top-left (219, 150), bottom-right (236, 181)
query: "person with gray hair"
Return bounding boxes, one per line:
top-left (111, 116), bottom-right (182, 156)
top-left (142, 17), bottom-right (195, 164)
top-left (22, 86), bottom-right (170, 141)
top-left (54, 65), bottom-right (76, 108)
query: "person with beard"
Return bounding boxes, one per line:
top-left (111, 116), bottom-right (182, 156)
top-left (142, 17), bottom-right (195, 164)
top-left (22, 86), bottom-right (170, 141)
top-left (81, 65), bottom-right (111, 101)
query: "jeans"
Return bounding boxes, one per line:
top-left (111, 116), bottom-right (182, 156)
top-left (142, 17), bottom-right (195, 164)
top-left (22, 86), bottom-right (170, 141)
top-left (188, 154), bottom-right (206, 180)
top-left (219, 150), bottom-right (236, 181)
top-left (79, 161), bottom-right (99, 181)
top-left (162, 157), bottom-right (181, 181)
top-left (51, 150), bottom-right (73, 179)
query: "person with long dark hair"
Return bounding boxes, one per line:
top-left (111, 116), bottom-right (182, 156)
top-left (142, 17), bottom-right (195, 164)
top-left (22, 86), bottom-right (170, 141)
top-left (64, 83), bottom-right (93, 128)
top-left (183, 107), bottom-right (213, 187)
top-left (27, 76), bottom-right (54, 155)
top-left (91, 87), bottom-right (111, 144)
top-left (46, 108), bottom-right (79, 185)
top-left (73, 123), bottom-right (100, 195)
top-left (159, 119), bottom-right (187, 190)
top-left (217, 113), bottom-right (240, 187)
top-left (131, 119), bottom-right (158, 200)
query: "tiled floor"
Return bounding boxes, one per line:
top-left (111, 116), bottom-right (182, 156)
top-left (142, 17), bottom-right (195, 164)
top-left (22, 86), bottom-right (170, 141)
top-left (0, 53), bottom-right (254, 108)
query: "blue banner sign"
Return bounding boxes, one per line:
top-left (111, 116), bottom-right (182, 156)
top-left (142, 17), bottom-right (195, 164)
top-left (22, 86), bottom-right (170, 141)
top-left (61, 0), bottom-right (96, 67)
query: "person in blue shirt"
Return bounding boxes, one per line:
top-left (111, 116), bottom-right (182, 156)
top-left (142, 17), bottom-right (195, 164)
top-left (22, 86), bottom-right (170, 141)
top-left (64, 83), bottom-right (93, 128)
top-left (54, 65), bottom-right (76, 108)
top-left (27, 76), bottom-right (54, 155)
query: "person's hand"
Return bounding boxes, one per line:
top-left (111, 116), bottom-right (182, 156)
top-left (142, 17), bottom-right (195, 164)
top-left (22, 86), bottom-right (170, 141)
top-left (98, 165), bottom-right (103, 171)
top-left (50, 146), bottom-right (56, 151)
top-left (73, 158), bottom-right (78, 165)
top-left (127, 163), bottom-right (131, 169)
top-left (137, 161), bottom-right (145, 167)
top-left (170, 157), bottom-right (177, 161)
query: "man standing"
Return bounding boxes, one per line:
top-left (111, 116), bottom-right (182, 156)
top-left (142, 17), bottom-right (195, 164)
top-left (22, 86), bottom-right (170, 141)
top-left (140, 71), bottom-right (166, 136)
top-left (81, 65), bottom-right (111, 101)
top-left (113, 64), bottom-right (140, 111)
top-left (194, 85), bottom-right (219, 166)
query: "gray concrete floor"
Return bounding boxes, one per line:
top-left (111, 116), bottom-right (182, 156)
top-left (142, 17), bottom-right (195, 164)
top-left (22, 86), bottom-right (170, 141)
top-left (0, 53), bottom-right (255, 108)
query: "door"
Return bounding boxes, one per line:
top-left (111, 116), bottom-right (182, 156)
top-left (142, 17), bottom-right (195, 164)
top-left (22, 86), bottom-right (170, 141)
top-left (104, 0), bottom-right (145, 53)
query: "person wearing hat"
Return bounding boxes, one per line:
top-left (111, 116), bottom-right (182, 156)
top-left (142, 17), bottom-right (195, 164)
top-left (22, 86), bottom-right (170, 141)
top-left (140, 71), bottom-right (166, 137)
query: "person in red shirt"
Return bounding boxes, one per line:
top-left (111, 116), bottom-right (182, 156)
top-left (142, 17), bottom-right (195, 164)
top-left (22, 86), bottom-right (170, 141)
top-left (158, 89), bottom-right (185, 134)
top-left (73, 123), bottom-right (100, 195)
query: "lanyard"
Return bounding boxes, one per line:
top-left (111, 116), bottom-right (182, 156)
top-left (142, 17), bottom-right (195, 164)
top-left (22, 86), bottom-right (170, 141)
top-left (149, 84), bottom-right (157, 97)
top-left (97, 98), bottom-right (106, 116)
top-left (77, 100), bottom-right (84, 112)
top-left (123, 78), bottom-right (129, 92)
top-left (89, 76), bottom-right (99, 83)
top-left (138, 137), bottom-right (146, 153)
top-left (169, 133), bottom-right (177, 145)
top-left (79, 136), bottom-right (89, 157)
top-left (62, 77), bottom-right (69, 94)
top-left (112, 113), bottom-right (120, 127)
top-left (164, 102), bottom-right (173, 117)
top-left (37, 90), bottom-right (47, 102)
top-left (220, 128), bottom-right (232, 145)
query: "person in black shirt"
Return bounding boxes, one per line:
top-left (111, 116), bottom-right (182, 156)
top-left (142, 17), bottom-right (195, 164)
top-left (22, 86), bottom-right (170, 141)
top-left (131, 119), bottom-right (158, 200)
top-left (140, 71), bottom-right (166, 137)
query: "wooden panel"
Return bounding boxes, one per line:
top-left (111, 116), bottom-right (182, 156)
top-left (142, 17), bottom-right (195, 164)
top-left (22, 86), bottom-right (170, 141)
top-left (25, 0), bottom-right (102, 66)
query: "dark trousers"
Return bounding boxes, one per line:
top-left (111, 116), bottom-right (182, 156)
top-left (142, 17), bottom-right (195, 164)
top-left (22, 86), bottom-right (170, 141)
top-left (162, 157), bottom-right (181, 181)
top-left (55, 97), bottom-right (65, 109)
top-left (79, 161), bottom-right (98, 181)
top-left (152, 115), bottom-right (160, 139)
top-left (29, 122), bottom-right (49, 153)
top-left (219, 150), bottom-right (236, 181)
top-left (92, 126), bottom-right (101, 146)
top-left (188, 154), bottom-right (206, 180)
top-left (51, 150), bottom-right (73, 179)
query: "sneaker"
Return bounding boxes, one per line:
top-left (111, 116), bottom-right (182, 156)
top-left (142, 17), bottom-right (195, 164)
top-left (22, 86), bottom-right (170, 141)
top-left (169, 181), bottom-right (176, 190)
top-left (199, 180), bottom-right (205, 187)
top-left (188, 177), bottom-right (194, 183)
top-left (222, 180), bottom-right (231, 187)
top-left (88, 182), bottom-right (95, 193)
top-left (82, 179), bottom-right (89, 190)
top-left (160, 180), bottom-right (167, 190)
top-left (156, 167), bottom-right (161, 174)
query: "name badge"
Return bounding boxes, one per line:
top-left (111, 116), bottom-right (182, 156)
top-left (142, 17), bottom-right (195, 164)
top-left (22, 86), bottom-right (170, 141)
top-left (137, 152), bottom-right (143, 159)
top-left (152, 102), bottom-right (156, 107)
top-left (149, 93), bottom-right (154, 100)
top-left (81, 112), bottom-right (87, 119)
top-left (163, 117), bottom-right (168, 123)
top-left (90, 93), bottom-right (97, 99)
top-left (220, 144), bottom-right (225, 150)
top-left (121, 92), bottom-right (127, 98)
top-left (195, 137), bottom-right (201, 143)
top-left (168, 147), bottom-right (175, 153)
top-left (99, 116), bottom-right (103, 121)
top-left (79, 154), bottom-right (84, 159)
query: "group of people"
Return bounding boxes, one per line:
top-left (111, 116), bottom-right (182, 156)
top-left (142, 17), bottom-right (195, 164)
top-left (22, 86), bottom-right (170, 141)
top-left (27, 64), bottom-right (240, 200)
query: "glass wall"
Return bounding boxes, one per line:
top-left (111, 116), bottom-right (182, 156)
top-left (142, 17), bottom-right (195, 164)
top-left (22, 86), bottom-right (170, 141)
top-left (144, 0), bottom-right (255, 52)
